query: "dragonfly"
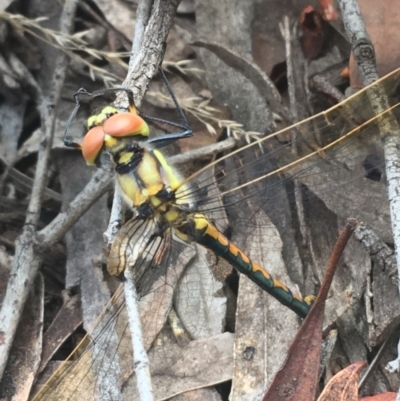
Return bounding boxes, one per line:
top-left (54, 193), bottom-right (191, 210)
top-left (32, 66), bottom-right (400, 401)
top-left (63, 67), bottom-right (315, 317)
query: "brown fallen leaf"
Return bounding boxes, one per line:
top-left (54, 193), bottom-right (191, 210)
top-left (299, 6), bottom-right (324, 59)
top-left (360, 392), bottom-right (397, 401)
top-left (38, 292), bottom-right (82, 374)
top-left (317, 361), bottom-right (367, 401)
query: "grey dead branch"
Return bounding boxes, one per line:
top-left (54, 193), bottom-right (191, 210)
top-left (0, 0), bottom-right (400, 400)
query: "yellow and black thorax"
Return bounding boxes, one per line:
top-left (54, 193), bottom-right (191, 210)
top-left (80, 104), bottom-right (200, 238)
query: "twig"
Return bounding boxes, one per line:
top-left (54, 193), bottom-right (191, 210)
top-left (279, 16), bottom-right (310, 256)
top-left (107, 0), bottom-right (181, 245)
top-left (359, 335), bottom-right (391, 390)
top-left (124, 269), bottom-right (154, 401)
top-left (38, 167), bottom-right (114, 247)
top-left (280, 16), bottom-right (297, 122)
top-left (104, 185), bottom-right (125, 246)
top-left (119, 0), bottom-right (182, 109)
top-left (310, 74), bottom-right (345, 103)
top-left (170, 137), bottom-right (237, 165)
top-left (337, 0), bottom-right (378, 85)
top-left (0, 0), bottom-right (77, 378)
top-left (337, 1), bottom-right (400, 394)
top-left (130, 0), bottom-right (153, 71)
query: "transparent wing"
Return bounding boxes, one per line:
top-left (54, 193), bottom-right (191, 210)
top-left (34, 218), bottom-right (225, 401)
top-left (176, 69), bottom-right (400, 245)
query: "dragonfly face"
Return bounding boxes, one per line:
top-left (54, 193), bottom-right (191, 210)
top-left (81, 105), bottom-right (150, 167)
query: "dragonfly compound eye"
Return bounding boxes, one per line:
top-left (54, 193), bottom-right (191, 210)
top-left (81, 125), bottom-right (105, 166)
top-left (103, 113), bottom-right (149, 138)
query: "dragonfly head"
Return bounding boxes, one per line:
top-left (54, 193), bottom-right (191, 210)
top-left (64, 87), bottom-right (150, 167)
top-left (81, 108), bottom-right (150, 166)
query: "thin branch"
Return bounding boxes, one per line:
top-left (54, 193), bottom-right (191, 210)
top-left (171, 137), bottom-right (237, 165)
top-left (359, 336), bottom-right (391, 390)
top-left (108, 0), bottom-right (182, 247)
top-left (38, 167), bottom-right (114, 247)
top-left (337, 0), bottom-right (378, 85)
top-left (104, 184), bottom-right (125, 246)
top-left (105, 2), bottom-right (182, 400)
top-left (119, 0), bottom-right (183, 109)
top-left (338, 0), bottom-right (400, 297)
top-left (337, 0), bottom-right (400, 392)
top-left (124, 269), bottom-right (154, 401)
top-left (130, 0), bottom-right (154, 69)
top-left (280, 16), bottom-right (297, 122)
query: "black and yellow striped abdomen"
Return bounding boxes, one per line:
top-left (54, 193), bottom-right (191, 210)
top-left (179, 213), bottom-right (314, 318)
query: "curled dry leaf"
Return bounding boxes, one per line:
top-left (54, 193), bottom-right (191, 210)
top-left (299, 6), bottom-right (324, 60)
top-left (317, 361), bottom-right (367, 401)
top-left (360, 392), bottom-right (397, 401)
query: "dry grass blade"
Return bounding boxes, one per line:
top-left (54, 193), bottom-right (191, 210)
top-left (0, 10), bottom-right (128, 85)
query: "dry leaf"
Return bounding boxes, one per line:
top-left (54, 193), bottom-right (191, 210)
top-left (317, 361), bottom-right (366, 401)
top-left (360, 392), bottom-right (397, 401)
top-left (299, 6), bottom-right (324, 59)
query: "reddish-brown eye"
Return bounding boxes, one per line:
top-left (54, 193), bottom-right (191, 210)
top-left (103, 113), bottom-right (148, 137)
top-left (81, 126), bottom-right (105, 166)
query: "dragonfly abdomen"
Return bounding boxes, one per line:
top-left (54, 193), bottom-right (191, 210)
top-left (184, 213), bottom-right (313, 318)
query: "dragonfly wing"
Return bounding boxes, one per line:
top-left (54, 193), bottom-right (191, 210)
top-left (32, 286), bottom-right (126, 401)
top-left (121, 244), bottom-right (229, 399)
top-left (174, 245), bottom-right (226, 340)
top-left (110, 223), bottom-right (230, 398)
top-left (35, 218), bottom-right (224, 400)
top-left (170, 71), bottom-right (400, 330)
top-left (231, 209), bottom-right (303, 398)
top-left (178, 70), bottom-right (400, 243)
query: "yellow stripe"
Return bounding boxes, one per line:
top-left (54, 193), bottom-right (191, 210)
top-left (137, 153), bottom-right (163, 195)
top-left (119, 151), bottom-right (134, 164)
top-left (165, 209), bottom-right (180, 222)
top-left (272, 278), bottom-right (289, 292)
top-left (251, 262), bottom-right (271, 279)
top-left (154, 150), bottom-right (181, 189)
top-left (238, 249), bottom-right (249, 264)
